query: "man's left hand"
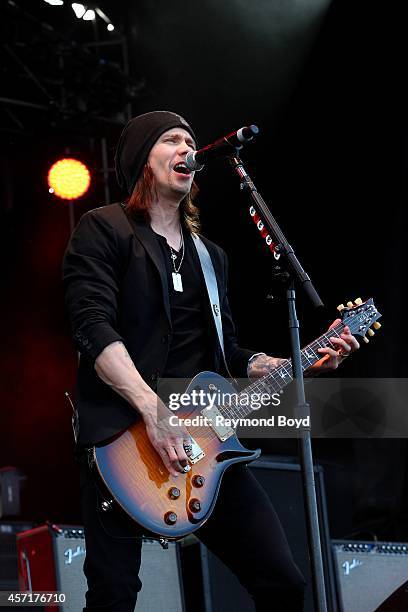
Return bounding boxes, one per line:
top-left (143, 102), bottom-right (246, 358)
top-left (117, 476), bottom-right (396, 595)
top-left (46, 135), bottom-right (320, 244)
top-left (306, 319), bottom-right (360, 375)
top-left (247, 354), bottom-right (287, 378)
top-left (247, 319), bottom-right (360, 379)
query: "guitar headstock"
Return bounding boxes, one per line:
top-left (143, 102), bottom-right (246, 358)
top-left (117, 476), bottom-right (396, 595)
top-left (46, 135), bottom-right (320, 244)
top-left (337, 298), bottom-right (382, 344)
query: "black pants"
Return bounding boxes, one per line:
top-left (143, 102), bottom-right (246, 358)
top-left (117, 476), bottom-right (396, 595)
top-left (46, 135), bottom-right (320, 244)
top-left (79, 455), bottom-right (306, 612)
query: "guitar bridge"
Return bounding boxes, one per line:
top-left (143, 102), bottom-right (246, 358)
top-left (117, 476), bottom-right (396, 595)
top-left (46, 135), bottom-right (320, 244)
top-left (188, 437), bottom-right (205, 464)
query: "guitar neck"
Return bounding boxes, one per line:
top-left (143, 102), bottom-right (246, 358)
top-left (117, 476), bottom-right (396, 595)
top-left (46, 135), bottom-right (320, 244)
top-left (225, 322), bottom-right (345, 419)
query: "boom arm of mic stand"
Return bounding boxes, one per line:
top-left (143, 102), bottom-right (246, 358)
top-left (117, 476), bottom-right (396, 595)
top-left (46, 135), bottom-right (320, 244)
top-left (229, 154), bottom-right (324, 309)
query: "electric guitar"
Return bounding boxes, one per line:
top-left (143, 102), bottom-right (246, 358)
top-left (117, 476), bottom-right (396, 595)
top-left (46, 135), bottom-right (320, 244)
top-left (92, 298), bottom-right (381, 541)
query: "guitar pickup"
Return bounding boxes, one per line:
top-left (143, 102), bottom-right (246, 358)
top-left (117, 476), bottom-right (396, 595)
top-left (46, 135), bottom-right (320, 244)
top-left (201, 405), bottom-right (235, 442)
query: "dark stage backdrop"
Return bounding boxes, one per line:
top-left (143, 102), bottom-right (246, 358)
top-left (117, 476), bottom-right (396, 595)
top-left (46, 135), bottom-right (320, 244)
top-left (0, 0), bottom-right (407, 540)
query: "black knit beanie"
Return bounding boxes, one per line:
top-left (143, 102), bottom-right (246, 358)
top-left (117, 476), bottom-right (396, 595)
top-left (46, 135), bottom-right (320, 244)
top-left (115, 111), bottom-right (197, 195)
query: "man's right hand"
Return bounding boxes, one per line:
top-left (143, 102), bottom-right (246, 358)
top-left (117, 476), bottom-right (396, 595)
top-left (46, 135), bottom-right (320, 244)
top-left (140, 391), bottom-right (192, 477)
top-left (94, 342), bottom-right (192, 476)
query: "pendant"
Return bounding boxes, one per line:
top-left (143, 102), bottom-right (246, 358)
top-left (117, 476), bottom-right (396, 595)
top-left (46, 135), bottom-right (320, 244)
top-left (172, 272), bottom-right (183, 292)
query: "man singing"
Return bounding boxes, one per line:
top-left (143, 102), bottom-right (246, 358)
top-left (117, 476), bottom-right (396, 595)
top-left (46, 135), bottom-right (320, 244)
top-left (63, 111), bottom-right (358, 611)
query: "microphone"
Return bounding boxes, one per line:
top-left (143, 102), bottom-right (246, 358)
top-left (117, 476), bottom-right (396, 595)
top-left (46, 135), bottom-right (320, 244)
top-left (185, 124), bottom-right (259, 171)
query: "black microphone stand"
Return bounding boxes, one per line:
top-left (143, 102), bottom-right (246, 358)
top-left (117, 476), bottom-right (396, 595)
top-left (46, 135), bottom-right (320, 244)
top-left (228, 151), bottom-right (328, 612)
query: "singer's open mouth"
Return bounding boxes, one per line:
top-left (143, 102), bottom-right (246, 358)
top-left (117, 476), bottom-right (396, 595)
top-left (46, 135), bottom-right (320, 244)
top-left (173, 162), bottom-right (191, 175)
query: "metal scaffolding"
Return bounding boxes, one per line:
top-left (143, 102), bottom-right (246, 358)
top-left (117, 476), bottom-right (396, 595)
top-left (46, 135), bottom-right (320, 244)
top-left (1, 0), bottom-right (145, 206)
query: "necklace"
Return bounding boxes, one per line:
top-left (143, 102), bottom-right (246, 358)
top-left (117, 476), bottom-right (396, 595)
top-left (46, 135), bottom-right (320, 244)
top-left (168, 229), bottom-right (184, 292)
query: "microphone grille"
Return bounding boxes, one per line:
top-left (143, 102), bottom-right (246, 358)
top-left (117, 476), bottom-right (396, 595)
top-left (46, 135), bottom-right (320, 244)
top-left (237, 125), bottom-right (259, 143)
top-left (185, 151), bottom-right (204, 172)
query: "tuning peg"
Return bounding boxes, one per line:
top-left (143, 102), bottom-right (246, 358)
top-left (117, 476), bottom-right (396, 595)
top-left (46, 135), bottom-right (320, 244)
top-left (363, 336), bottom-right (370, 344)
top-left (354, 298), bottom-right (363, 305)
top-left (337, 304), bottom-right (345, 312)
top-left (373, 322), bottom-right (382, 330)
top-left (347, 301), bottom-right (354, 308)
top-left (368, 329), bottom-right (375, 337)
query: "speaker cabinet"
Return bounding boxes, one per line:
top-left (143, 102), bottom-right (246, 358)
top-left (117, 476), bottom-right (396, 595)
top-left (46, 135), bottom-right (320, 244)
top-left (17, 524), bottom-right (185, 611)
top-left (17, 525), bottom-right (87, 612)
top-left (137, 540), bottom-right (185, 612)
top-left (0, 521), bottom-right (34, 589)
top-left (332, 540), bottom-right (408, 612)
top-left (195, 456), bottom-right (336, 612)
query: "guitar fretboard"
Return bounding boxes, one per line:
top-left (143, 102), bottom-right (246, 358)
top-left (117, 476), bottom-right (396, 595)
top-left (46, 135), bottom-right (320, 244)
top-left (219, 322), bottom-right (345, 420)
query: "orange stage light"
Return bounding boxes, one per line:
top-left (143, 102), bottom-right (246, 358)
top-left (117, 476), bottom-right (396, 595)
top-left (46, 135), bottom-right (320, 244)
top-left (48, 158), bottom-right (91, 200)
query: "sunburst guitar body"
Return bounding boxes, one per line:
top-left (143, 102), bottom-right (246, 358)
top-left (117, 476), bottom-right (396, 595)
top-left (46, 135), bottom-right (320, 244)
top-left (94, 372), bottom-right (258, 539)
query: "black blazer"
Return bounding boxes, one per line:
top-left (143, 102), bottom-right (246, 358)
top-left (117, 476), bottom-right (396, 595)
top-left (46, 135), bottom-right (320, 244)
top-left (62, 203), bottom-right (256, 446)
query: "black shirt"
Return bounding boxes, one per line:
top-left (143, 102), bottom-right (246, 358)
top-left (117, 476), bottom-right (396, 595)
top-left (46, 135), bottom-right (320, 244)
top-left (152, 227), bottom-right (214, 379)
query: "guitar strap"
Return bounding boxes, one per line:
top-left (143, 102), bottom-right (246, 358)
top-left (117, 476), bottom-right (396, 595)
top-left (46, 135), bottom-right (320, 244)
top-left (191, 234), bottom-right (234, 381)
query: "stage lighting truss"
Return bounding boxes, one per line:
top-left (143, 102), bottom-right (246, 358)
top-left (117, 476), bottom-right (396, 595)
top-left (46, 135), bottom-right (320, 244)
top-left (1, 1), bottom-right (145, 133)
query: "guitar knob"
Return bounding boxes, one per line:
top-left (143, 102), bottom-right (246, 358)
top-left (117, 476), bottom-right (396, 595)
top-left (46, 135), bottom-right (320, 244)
top-left (189, 499), bottom-right (201, 513)
top-left (368, 329), bottom-right (375, 337)
top-left (347, 301), bottom-right (354, 308)
top-left (363, 336), bottom-right (370, 344)
top-left (373, 322), bottom-right (382, 330)
top-left (168, 487), bottom-right (180, 500)
top-left (337, 304), bottom-right (345, 312)
top-left (354, 298), bottom-right (363, 305)
top-left (164, 511), bottom-right (178, 525)
top-left (192, 475), bottom-right (205, 487)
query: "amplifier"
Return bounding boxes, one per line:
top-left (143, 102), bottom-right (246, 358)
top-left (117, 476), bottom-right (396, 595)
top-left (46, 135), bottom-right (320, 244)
top-left (137, 539), bottom-right (184, 612)
top-left (17, 525), bottom-right (86, 612)
top-left (0, 521), bottom-right (34, 589)
top-left (332, 540), bottom-right (408, 612)
top-left (17, 524), bottom-right (185, 612)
